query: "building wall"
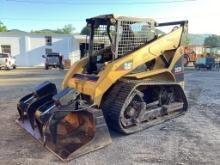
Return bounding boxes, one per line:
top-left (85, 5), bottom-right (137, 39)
top-left (26, 34), bottom-right (75, 66)
top-left (71, 39), bottom-right (81, 63)
top-left (0, 32), bottom-right (82, 67)
top-left (0, 34), bottom-right (22, 63)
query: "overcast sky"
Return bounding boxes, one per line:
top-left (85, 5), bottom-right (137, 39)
top-left (0, 0), bottom-right (219, 34)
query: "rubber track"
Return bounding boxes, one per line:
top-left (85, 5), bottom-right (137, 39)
top-left (101, 78), bottom-right (186, 133)
top-left (101, 79), bottom-right (137, 133)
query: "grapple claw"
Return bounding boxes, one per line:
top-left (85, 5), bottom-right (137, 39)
top-left (38, 100), bottom-right (55, 124)
top-left (17, 81), bottom-right (57, 121)
top-left (27, 93), bottom-right (54, 129)
top-left (17, 93), bottom-right (34, 120)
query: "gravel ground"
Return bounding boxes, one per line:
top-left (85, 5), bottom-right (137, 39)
top-left (0, 68), bottom-right (220, 165)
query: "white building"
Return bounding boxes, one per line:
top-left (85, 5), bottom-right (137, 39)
top-left (0, 32), bottom-right (88, 67)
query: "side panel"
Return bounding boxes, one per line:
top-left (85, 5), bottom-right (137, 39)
top-left (171, 55), bottom-right (184, 82)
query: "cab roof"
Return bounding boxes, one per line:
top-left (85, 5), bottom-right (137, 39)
top-left (86, 14), bottom-right (156, 25)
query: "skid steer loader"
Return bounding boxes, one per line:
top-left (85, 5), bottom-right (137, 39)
top-left (16, 14), bottom-right (188, 161)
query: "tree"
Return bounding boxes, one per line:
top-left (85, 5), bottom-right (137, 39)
top-left (32, 24), bottom-right (75, 34)
top-left (80, 26), bottom-right (90, 35)
top-left (184, 35), bottom-right (191, 45)
top-left (204, 34), bottom-right (220, 47)
top-left (56, 24), bottom-right (75, 34)
top-left (31, 29), bottom-right (56, 34)
top-left (0, 21), bottom-right (7, 32)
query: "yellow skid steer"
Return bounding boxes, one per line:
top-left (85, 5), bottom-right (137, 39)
top-left (16, 14), bottom-right (188, 161)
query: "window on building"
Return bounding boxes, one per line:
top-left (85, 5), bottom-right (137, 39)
top-left (1, 45), bottom-right (11, 54)
top-left (45, 48), bottom-right (52, 55)
top-left (45, 36), bottom-right (52, 46)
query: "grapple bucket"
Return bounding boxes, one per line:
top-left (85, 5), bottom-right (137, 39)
top-left (16, 81), bottom-right (112, 161)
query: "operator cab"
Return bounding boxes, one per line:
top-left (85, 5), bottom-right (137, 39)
top-left (85, 14), bottom-right (157, 74)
